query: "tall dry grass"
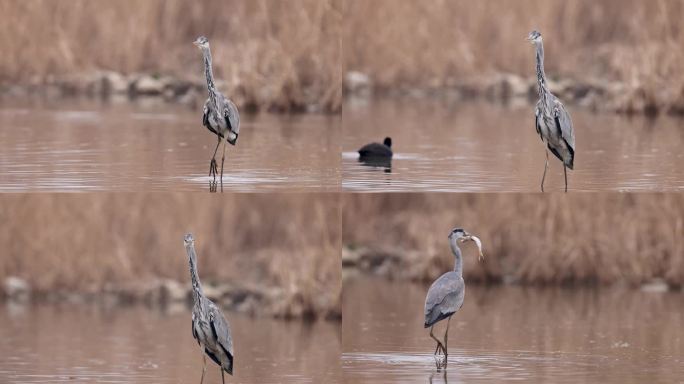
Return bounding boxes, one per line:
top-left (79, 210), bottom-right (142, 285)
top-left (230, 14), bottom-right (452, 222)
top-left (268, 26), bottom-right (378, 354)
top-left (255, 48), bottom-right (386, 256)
top-left (0, 194), bottom-right (341, 316)
top-left (344, 0), bottom-right (684, 93)
top-left (343, 194), bottom-right (684, 286)
top-left (0, 0), bottom-right (342, 112)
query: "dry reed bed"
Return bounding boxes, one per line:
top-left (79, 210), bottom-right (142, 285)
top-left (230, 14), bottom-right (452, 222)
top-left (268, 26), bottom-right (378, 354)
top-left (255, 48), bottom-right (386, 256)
top-left (343, 194), bottom-right (684, 287)
top-left (0, 0), bottom-right (342, 113)
top-left (343, 0), bottom-right (684, 114)
top-left (0, 194), bottom-right (341, 319)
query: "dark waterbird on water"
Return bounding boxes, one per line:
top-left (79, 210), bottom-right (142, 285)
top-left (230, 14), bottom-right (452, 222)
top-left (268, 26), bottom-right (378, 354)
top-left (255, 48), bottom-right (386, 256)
top-left (358, 137), bottom-right (393, 170)
top-left (424, 228), bottom-right (483, 360)
top-left (194, 36), bottom-right (241, 190)
top-left (184, 233), bottom-right (234, 383)
top-left (358, 137), bottom-right (393, 159)
top-left (528, 30), bottom-right (575, 192)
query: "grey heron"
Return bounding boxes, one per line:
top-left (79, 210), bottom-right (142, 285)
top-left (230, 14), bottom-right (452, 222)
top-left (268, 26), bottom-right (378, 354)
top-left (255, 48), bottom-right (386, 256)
top-left (424, 228), bottom-right (483, 357)
top-left (527, 30), bottom-right (575, 192)
top-left (358, 137), bottom-right (393, 159)
top-left (184, 233), bottom-right (234, 383)
top-left (193, 36), bottom-right (240, 187)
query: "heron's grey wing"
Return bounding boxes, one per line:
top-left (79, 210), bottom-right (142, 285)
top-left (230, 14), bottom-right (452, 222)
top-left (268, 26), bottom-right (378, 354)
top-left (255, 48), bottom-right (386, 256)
top-left (552, 99), bottom-right (575, 152)
top-left (424, 272), bottom-right (465, 327)
top-left (202, 98), bottom-right (221, 137)
top-left (202, 99), bottom-right (210, 128)
top-left (208, 302), bottom-right (234, 364)
top-left (534, 101), bottom-right (542, 141)
top-left (223, 99), bottom-right (240, 134)
top-left (191, 311), bottom-right (199, 344)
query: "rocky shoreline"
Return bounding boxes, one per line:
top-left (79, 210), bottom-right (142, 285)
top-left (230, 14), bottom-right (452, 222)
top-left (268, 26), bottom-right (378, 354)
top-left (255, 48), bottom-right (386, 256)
top-left (2, 276), bottom-right (341, 321)
top-left (345, 71), bottom-right (684, 117)
top-left (0, 71), bottom-right (335, 114)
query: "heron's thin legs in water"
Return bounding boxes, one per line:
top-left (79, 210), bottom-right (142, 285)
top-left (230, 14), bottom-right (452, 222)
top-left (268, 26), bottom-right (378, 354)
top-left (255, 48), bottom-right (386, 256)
top-left (541, 149), bottom-right (549, 192)
top-left (220, 139), bottom-right (227, 180)
top-left (564, 165), bottom-right (568, 192)
top-left (430, 325), bottom-right (445, 355)
top-left (209, 137), bottom-right (221, 178)
top-left (200, 354), bottom-right (207, 384)
top-left (221, 369), bottom-right (225, 384)
top-left (443, 316), bottom-right (451, 358)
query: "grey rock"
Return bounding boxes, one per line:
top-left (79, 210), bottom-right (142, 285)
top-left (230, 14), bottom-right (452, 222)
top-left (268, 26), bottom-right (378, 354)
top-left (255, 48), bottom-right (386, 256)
top-left (4, 276), bottom-right (31, 301)
top-left (159, 279), bottom-right (188, 302)
top-left (100, 71), bottom-right (129, 94)
top-left (132, 75), bottom-right (166, 95)
top-left (640, 278), bottom-right (669, 293)
top-left (345, 71), bottom-right (372, 95)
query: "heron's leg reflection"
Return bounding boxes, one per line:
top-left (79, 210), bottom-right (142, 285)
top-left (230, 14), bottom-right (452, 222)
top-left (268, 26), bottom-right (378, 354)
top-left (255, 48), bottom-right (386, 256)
top-left (430, 325), bottom-right (445, 355)
top-left (541, 149), bottom-right (549, 192)
top-left (200, 354), bottom-right (207, 384)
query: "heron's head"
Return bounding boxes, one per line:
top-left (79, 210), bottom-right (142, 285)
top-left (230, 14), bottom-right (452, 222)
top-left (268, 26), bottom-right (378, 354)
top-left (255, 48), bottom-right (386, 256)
top-left (193, 36), bottom-right (210, 49)
top-left (184, 233), bottom-right (195, 247)
top-left (527, 30), bottom-right (542, 45)
top-left (448, 228), bottom-right (469, 242)
top-left (383, 137), bottom-right (392, 148)
top-left (448, 227), bottom-right (484, 260)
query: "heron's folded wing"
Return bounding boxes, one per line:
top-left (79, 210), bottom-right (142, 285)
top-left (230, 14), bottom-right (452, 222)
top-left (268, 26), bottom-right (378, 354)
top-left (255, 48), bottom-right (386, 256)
top-left (424, 273), bottom-right (464, 317)
top-left (208, 303), bottom-right (234, 357)
top-left (534, 102), bottom-right (542, 141)
top-left (191, 312), bottom-right (199, 344)
top-left (553, 99), bottom-right (575, 151)
top-left (223, 99), bottom-right (240, 134)
top-left (203, 98), bottom-right (220, 137)
top-left (202, 100), bottom-right (210, 128)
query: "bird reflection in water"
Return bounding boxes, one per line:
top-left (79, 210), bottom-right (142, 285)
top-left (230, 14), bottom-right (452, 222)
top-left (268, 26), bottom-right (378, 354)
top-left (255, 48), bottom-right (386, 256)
top-left (429, 366), bottom-right (448, 384)
top-left (358, 156), bottom-right (392, 173)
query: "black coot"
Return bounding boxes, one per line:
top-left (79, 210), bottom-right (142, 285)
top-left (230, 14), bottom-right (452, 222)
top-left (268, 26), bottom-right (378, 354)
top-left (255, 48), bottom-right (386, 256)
top-left (358, 137), bottom-right (392, 159)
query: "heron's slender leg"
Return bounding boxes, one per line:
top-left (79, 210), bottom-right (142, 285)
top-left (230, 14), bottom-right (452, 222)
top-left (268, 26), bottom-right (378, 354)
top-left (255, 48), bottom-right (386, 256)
top-left (443, 317), bottom-right (451, 358)
top-left (209, 137), bottom-right (221, 177)
top-left (200, 354), bottom-right (207, 384)
top-left (541, 149), bottom-right (549, 192)
top-left (221, 369), bottom-right (225, 384)
top-left (430, 325), bottom-right (445, 355)
top-left (563, 165), bottom-right (568, 193)
top-left (220, 138), bottom-right (227, 191)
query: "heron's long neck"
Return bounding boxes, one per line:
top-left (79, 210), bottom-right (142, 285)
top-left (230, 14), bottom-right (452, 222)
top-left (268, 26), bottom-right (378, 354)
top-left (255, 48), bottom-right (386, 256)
top-left (186, 245), bottom-right (204, 302)
top-left (535, 42), bottom-right (549, 103)
top-left (201, 47), bottom-right (219, 109)
top-left (449, 237), bottom-right (463, 276)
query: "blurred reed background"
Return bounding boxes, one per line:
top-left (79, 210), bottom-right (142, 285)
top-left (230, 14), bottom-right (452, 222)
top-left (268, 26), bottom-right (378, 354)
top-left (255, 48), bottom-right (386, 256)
top-left (343, 0), bottom-right (684, 112)
top-left (0, 0), bottom-right (341, 112)
top-left (343, 194), bottom-right (684, 287)
top-left (0, 193), bottom-right (341, 319)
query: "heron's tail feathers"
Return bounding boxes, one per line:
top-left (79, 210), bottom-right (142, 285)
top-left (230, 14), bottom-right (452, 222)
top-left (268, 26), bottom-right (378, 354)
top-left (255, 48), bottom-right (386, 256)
top-left (565, 148), bottom-right (574, 170)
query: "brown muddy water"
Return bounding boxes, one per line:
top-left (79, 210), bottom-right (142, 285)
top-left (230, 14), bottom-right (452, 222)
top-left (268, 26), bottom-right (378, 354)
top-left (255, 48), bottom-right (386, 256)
top-left (0, 100), bottom-right (340, 192)
top-left (342, 277), bottom-right (684, 383)
top-left (343, 98), bottom-right (684, 192)
top-left (0, 303), bottom-right (341, 383)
